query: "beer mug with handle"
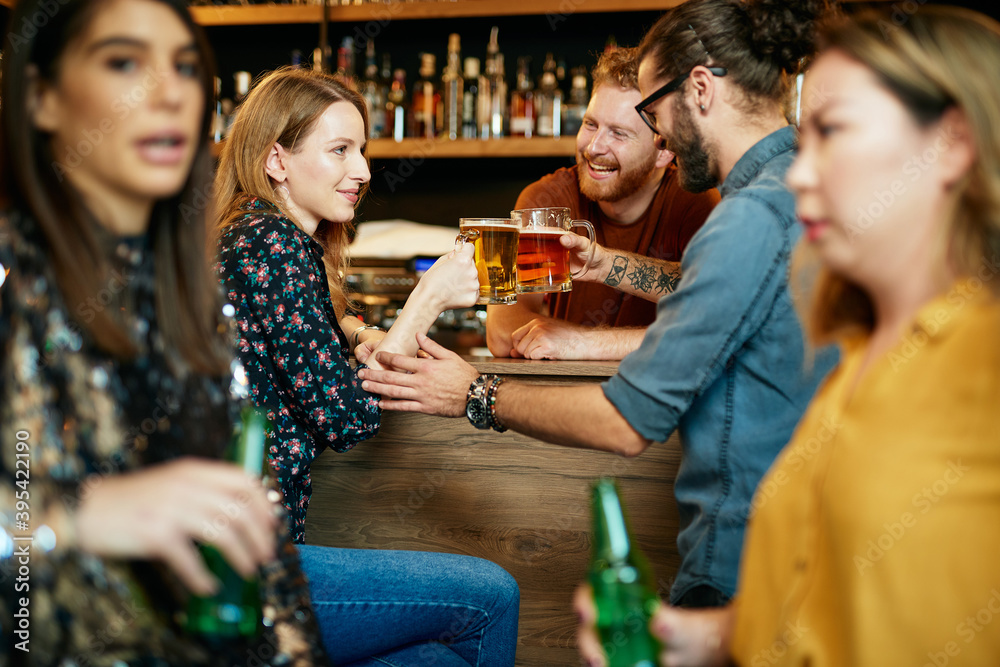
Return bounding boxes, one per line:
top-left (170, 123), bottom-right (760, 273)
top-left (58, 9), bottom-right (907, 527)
top-left (456, 218), bottom-right (520, 305)
top-left (511, 207), bottom-right (595, 293)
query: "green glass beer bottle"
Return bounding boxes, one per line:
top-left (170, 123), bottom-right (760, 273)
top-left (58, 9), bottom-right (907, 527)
top-left (588, 478), bottom-right (662, 667)
top-left (185, 407), bottom-right (267, 639)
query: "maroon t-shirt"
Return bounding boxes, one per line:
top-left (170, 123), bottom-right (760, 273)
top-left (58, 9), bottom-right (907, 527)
top-left (514, 164), bottom-right (720, 328)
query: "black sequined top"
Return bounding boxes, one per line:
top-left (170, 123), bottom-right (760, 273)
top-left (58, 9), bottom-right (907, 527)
top-left (0, 212), bottom-right (331, 666)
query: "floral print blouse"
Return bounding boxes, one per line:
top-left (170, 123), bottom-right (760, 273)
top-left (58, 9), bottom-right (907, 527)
top-left (0, 212), bottom-right (330, 666)
top-left (216, 199), bottom-right (380, 543)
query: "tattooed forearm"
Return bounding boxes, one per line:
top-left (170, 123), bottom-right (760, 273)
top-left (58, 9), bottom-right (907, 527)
top-left (655, 265), bottom-right (681, 294)
top-left (604, 253), bottom-right (683, 298)
top-left (627, 264), bottom-right (656, 292)
top-left (606, 255), bottom-right (628, 287)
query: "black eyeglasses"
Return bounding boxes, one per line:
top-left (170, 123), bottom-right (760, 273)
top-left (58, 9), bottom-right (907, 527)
top-left (635, 23), bottom-right (727, 136)
top-left (634, 66), bottom-right (727, 135)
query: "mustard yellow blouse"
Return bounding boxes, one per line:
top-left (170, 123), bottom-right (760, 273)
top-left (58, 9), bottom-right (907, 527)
top-left (731, 280), bottom-right (1000, 666)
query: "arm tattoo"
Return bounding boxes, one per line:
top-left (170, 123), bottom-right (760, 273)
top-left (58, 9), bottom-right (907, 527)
top-left (655, 265), bottom-right (681, 295)
top-left (626, 263), bottom-right (656, 292)
top-left (605, 255), bottom-right (628, 287)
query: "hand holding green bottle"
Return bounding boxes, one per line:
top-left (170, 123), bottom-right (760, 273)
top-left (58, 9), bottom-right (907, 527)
top-left (576, 478), bottom-right (735, 667)
top-left (186, 407), bottom-right (272, 639)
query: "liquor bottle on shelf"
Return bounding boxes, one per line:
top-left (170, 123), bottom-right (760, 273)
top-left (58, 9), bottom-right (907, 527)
top-left (360, 40), bottom-right (387, 139)
top-left (221, 98), bottom-right (235, 139)
top-left (185, 407), bottom-right (268, 642)
top-left (441, 33), bottom-right (464, 141)
top-left (410, 53), bottom-right (441, 140)
top-left (224, 71), bottom-right (251, 137)
top-left (486, 27), bottom-right (507, 139)
top-left (380, 52), bottom-right (392, 86)
top-left (335, 36), bottom-right (356, 86)
top-left (212, 76), bottom-right (225, 143)
top-left (476, 56), bottom-right (492, 140)
top-left (386, 68), bottom-right (408, 142)
top-left (480, 52), bottom-right (495, 139)
top-left (233, 71), bottom-right (251, 107)
top-left (535, 53), bottom-right (562, 138)
top-left (491, 53), bottom-right (508, 138)
top-left (562, 66), bottom-right (589, 137)
top-left (588, 478), bottom-right (661, 667)
top-left (462, 57), bottom-right (480, 140)
top-left (509, 56), bottom-right (535, 138)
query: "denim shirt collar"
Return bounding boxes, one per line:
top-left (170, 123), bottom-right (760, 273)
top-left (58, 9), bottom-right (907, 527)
top-left (719, 125), bottom-right (798, 199)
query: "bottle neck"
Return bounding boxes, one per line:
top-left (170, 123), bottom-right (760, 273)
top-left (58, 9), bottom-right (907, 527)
top-left (591, 481), bottom-right (633, 563)
top-left (231, 407), bottom-right (267, 475)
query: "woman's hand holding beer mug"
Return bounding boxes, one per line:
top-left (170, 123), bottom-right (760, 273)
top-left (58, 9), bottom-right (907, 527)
top-left (356, 243), bottom-right (479, 369)
top-left (574, 583), bottom-right (735, 667)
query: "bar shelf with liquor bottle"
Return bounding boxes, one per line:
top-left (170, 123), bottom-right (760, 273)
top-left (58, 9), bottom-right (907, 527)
top-left (188, 0), bottom-right (680, 27)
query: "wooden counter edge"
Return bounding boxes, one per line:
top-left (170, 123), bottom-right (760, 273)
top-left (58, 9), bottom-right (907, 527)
top-left (464, 356), bottom-right (619, 378)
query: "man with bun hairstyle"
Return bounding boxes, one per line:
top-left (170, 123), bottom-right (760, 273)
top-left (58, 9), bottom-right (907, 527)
top-left (359, 0), bottom-right (837, 609)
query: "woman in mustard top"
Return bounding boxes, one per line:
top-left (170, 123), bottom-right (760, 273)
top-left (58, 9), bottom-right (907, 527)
top-left (576, 5), bottom-right (1000, 666)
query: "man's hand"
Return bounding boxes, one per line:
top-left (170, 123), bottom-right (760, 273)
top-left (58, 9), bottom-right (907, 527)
top-left (576, 582), bottom-right (735, 667)
top-left (575, 584), bottom-right (609, 667)
top-left (510, 317), bottom-right (591, 360)
top-left (563, 232), bottom-right (609, 284)
top-left (358, 332), bottom-right (479, 417)
top-left (510, 318), bottom-right (646, 361)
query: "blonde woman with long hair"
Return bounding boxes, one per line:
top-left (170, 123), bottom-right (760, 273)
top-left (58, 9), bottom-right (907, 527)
top-left (216, 67), bottom-right (477, 541)
top-left (215, 67), bottom-right (519, 666)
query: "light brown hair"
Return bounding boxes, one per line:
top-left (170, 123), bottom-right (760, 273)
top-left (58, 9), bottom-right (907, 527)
top-left (799, 6), bottom-right (1000, 343)
top-left (214, 66), bottom-right (370, 319)
top-left (591, 46), bottom-right (640, 92)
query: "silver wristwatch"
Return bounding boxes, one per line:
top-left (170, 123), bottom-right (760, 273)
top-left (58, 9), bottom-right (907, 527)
top-left (465, 375), bottom-right (492, 430)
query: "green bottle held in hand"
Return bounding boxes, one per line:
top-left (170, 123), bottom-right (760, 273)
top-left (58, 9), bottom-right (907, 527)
top-left (589, 478), bottom-right (662, 667)
top-left (185, 407), bottom-right (268, 639)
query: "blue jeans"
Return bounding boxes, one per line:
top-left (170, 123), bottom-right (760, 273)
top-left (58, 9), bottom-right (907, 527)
top-left (297, 545), bottom-right (520, 667)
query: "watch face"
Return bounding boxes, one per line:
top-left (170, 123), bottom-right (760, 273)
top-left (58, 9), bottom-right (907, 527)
top-left (466, 399), bottom-right (489, 427)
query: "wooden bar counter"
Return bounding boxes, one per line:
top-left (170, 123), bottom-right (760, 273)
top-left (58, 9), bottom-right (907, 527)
top-left (305, 357), bottom-right (683, 667)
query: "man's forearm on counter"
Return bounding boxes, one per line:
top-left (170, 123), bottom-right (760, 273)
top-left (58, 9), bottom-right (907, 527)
top-left (493, 382), bottom-right (651, 457)
top-left (578, 328), bottom-right (647, 361)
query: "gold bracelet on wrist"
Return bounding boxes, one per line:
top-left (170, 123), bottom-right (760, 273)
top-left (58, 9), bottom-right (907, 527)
top-left (350, 324), bottom-right (384, 349)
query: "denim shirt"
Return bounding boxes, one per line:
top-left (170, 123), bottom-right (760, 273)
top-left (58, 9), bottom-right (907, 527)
top-left (603, 126), bottom-right (838, 602)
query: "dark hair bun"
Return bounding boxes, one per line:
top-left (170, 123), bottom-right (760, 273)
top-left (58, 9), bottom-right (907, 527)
top-left (746, 0), bottom-right (835, 73)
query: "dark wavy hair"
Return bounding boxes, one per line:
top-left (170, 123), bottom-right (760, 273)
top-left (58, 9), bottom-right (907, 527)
top-left (637, 0), bottom-right (835, 114)
top-left (0, 0), bottom-right (230, 375)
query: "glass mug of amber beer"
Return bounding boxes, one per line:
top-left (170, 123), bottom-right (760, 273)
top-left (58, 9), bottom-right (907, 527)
top-left (456, 218), bottom-right (520, 305)
top-left (511, 207), bottom-right (595, 293)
